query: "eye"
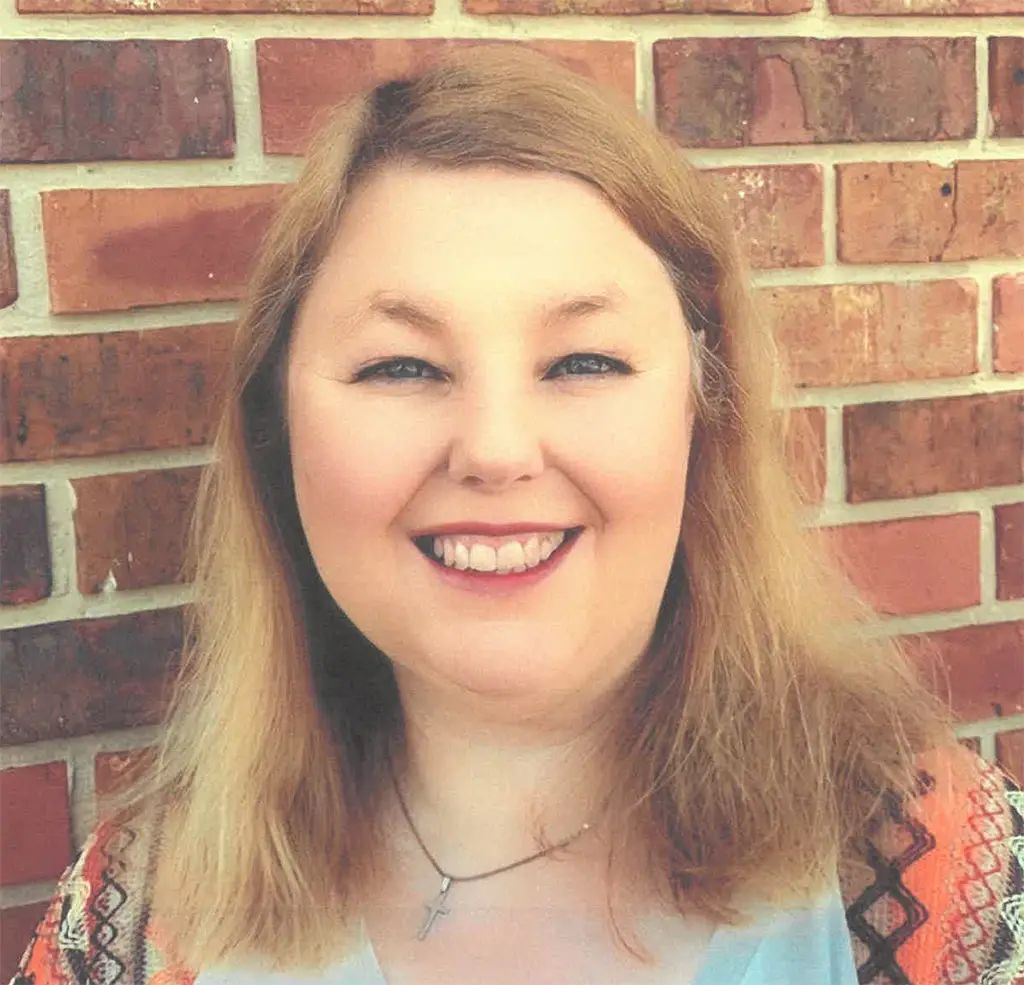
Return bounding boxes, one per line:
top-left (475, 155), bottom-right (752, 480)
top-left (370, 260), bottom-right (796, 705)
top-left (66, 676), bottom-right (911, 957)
top-left (545, 353), bottom-right (632, 380)
top-left (352, 358), bottom-right (445, 383)
top-left (351, 352), bottom-right (633, 384)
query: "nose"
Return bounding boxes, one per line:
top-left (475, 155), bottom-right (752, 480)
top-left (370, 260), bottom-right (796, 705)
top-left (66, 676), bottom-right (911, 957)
top-left (446, 376), bottom-right (545, 491)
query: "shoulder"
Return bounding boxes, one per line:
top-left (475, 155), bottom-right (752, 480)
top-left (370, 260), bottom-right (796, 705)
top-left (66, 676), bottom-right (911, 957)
top-left (840, 746), bottom-right (1024, 985)
top-left (8, 813), bottom-right (198, 985)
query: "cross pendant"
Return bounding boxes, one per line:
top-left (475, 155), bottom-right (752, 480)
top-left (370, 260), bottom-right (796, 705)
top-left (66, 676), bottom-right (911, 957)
top-left (417, 876), bottom-right (453, 940)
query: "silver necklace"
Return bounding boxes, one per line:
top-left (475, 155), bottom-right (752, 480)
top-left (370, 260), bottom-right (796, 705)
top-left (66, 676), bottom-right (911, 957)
top-left (388, 759), bottom-right (593, 940)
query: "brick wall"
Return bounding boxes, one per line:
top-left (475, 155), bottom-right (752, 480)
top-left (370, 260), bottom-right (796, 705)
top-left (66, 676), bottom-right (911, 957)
top-left (0, 0), bottom-right (1022, 973)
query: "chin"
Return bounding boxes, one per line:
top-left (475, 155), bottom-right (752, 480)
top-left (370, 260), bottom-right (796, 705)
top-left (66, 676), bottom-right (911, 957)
top-left (409, 641), bottom-right (588, 704)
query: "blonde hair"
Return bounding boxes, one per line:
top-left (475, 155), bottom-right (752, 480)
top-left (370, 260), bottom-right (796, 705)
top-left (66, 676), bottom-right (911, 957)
top-left (99, 45), bottom-right (956, 972)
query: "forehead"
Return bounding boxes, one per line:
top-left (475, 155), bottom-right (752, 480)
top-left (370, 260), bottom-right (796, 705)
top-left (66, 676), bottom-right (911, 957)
top-left (303, 165), bottom-right (681, 328)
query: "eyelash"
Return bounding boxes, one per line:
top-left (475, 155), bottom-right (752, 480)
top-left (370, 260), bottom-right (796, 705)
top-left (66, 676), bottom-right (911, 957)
top-left (352, 353), bottom-right (633, 384)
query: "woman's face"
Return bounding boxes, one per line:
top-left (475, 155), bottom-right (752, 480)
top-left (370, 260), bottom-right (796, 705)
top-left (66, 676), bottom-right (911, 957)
top-left (287, 164), bottom-right (695, 724)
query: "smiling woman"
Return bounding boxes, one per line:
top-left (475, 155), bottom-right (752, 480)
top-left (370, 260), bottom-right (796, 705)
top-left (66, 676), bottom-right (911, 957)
top-left (11, 46), bottom-right (1023, 985)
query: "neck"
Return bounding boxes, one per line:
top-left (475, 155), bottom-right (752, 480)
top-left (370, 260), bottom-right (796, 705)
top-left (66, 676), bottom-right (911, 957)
top-left (388, 670), bottom-right (616, 874)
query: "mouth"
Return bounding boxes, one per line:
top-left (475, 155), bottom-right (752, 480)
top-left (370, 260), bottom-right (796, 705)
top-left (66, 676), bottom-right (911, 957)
top-left (411, 526), bottom-right (585, 574)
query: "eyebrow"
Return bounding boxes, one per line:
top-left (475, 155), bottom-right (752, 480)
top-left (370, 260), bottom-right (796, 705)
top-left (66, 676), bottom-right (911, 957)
top-left (352, 287), bottom-right (627, 338)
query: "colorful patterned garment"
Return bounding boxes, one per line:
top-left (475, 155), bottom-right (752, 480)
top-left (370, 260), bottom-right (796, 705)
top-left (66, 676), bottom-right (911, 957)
top-left (10, 752), bottom-right (1024, 985)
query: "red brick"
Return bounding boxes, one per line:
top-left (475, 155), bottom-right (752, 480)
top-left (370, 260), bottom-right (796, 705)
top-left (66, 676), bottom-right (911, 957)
top-left (845, 393), bottom-right (1024, 502)
top-left (0, 609), bottom-right (182, 746)
top-left (825, 513), bottom-right (980, 616)
top-left (95, 747), bottom-right (153, 799)
top-left (0, 486), bottom-right (51, 605)
top-left (41, 185), bottom-right (282, 314)
top-left (994, 275), bottom-right (1024, 374)
top-left (1, 901), bottom-right (49, 983)
top-left (832, 0), bottom-right (1023, 12)
top-left (259, 39), bottom-right (635, 157)
top-left (0, 762), bottom-right (71, 885)
top-left (763, 280), bottom-right (977, 388)
top-left (0, 324), bottom-right (233, 462)
top-left (990, 39), bottom-right (1024, 138)
top-left (837, 161), bottom-right (1024, 263)
top-left (654, 39), bottom-right (974, 149)
top-left (0, 190), bottom-right (16, 309)
top-left (995, 502), bottom-right (1024, 601)
top-left (73, 467), bottom-right (201, 594)
top-left (996, 729), bottom-right (1024, 785)
top-left (785, 406), bottom-right (826, 504)
top-left (468, 0), bottom-right (808, 10)
top-left (705, 166), bottom-right (823, 269)
top-left (20, 0), bottom-right (430, 10)
top-left (914, 621), bottom-right (1024, 720)
top-left (0, 40), bottom-right (234, 164)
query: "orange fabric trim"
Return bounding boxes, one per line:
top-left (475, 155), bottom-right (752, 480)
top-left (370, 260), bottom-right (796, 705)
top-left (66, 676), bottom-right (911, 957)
top-left (896, 747), bottom-right (977, 983)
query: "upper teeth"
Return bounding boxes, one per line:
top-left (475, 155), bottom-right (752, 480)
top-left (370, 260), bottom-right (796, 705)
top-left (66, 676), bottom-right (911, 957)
top-left (430, 532), bottom-right (568, 574)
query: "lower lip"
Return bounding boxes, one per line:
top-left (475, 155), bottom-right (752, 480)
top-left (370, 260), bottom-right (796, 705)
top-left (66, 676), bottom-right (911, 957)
top-left (415, 531), bottom-right (582, 596)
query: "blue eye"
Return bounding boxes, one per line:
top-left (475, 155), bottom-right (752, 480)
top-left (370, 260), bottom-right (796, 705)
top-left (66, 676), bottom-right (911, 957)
top-left (546, 354), bottom-right (630, 379)
top-left (353, 353), bottom-right (632, 383)
top-left (354, 358), bottom-right (441, 383)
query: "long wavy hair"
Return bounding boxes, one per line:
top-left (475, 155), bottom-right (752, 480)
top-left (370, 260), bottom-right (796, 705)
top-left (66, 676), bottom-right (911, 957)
top-left (99, 45), bottom-right (957, 972)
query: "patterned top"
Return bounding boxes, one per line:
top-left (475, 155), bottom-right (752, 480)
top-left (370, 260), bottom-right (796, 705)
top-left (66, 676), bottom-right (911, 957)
top-left (10, 753), bottom-right (1024, 985)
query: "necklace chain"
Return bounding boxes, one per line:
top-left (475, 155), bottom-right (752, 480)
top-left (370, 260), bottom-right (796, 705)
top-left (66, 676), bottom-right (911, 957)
top-left (389, 756), bottom-right (592, 883)
top-left (387, 754), bottom-right (593, 939)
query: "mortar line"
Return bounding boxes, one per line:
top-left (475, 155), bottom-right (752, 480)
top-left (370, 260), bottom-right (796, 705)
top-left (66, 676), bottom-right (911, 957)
top-left (976, 27), bottom-right (990, 146)
top-left (4, 10), bottom-right (1024, 39)
top-left (2, 144), bottom-right (1021, 203)
top-left (224, 35), bottom-right (267, 183)
top-left (821, 160), bottom-right (839, 267)
top-left (980, 733), bottom-right (998, 761)
top-left (979, 504), bottom-right (998, 606)
top-left (823, 405), bottom-right (846, 506)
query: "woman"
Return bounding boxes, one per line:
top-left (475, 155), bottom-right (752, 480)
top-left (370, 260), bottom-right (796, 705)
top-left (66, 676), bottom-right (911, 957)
top-left (12, 46), bottom-right (1022, 985)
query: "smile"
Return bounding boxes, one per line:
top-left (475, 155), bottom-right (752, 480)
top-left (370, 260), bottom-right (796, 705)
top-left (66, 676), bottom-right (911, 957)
top-left (411, 527), bottom-right (585, 591)
top-left (412, 528), bottom-right (584, 574)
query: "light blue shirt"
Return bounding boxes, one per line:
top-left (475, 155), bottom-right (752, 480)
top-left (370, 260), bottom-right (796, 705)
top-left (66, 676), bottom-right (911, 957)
top-left (195, 881), bottom-right (859, 985)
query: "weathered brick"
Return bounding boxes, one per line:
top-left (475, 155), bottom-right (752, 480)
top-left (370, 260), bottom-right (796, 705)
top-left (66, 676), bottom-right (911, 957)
top-left (41, 185), bottom-right (282, 314)
top-left (0, 324), bottom-right (233, 463)
top-left (913, 621), bottom-right (1024, 721)
top-left (0, 762), bottom-right (71, 885)
top-left (990, 39), bottom-right (1024, 138)
top-left (705, 166), bottom-right (823, 269)
top-left (0, 190), bottom-right (16, 309)
top-left (825, 513), bottom-right (980, 616)
top-left (654, 39), bottom-right (974, 149)
top-left (831, 0), bottom-right (1023, 13)
top-left (845, 393), bottom-right (1024, 502)
top-left (995, 502), bottom-right (1024, 601)
top-left (762, 280), bottom-right (977, 388)
top-left (20, 0), bottom-right (430, 10)
top-left (0, 486), bottom-right (51, 605)
top-left (994, 275), bottom-right (1024, 374)
top-left (0, 40), bottom-right (234, 164)
top-left (785, 406), bottom-right (826, 504)
top-left (0, 609), bottom-right (182, 746)
top-left (997, 729), bottom-right (1024, 785)
top-left (837, 161), bottom-right (1024, 263)
top-left (467, 0), bottom-right (808, 11)
top-left (259, 39), bottom-right (635, 156)
top-left (1, 901), bottom-right (49, 982)
top-left (95, 747), bottom-right (153, 799)
top-left (823, 514), bottom-right (974, 614)
top-left (74, 467), bottom-right (202, 594)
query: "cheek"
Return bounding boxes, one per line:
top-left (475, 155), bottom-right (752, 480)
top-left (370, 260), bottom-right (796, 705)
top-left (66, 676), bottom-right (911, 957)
top-left (568, 387), bottom-right (692, 516)
top-left (287, 384), bottom-right (430, 536)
